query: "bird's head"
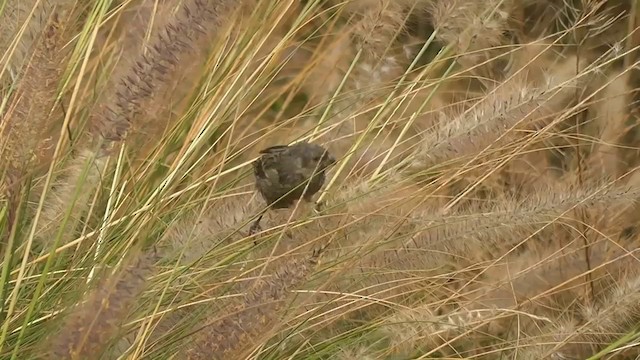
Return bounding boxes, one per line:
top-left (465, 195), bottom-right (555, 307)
top-left (300, 143), bottom-right (336, 172)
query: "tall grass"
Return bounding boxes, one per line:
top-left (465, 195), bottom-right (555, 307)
top-left (1, 0), bottom-right (640, 359)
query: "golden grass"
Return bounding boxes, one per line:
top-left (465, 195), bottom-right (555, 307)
top-left (1, 0), bottom-right (640, 359)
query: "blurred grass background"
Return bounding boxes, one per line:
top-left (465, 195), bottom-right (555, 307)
top-left (2, 0), bottom-right (640, 359)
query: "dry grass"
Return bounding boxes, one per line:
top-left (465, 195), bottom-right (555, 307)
top-left (1, 0), bottom-right (640, 359)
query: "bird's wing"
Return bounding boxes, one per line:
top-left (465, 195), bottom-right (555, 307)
top-left (258, 145), bottom-right (290, 154)
top-left (254, 150), bottom-right (284, 183)
top-left (252, 157), bottom-right (266, 178)
top-left (254, 145), bottom-right (288, 177)
top-left (255, 146), bottom-right (290, 180)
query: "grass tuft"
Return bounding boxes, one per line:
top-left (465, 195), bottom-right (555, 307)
top-left (2, 0), bottom-right (640, 359)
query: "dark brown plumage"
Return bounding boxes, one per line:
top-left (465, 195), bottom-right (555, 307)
top-left (249, 141), bottom-right (336, 236)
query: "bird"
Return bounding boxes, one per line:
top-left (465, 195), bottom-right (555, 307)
top-left (249, 141), bottom-right (336, 236)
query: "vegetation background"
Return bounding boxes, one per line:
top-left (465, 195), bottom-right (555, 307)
top-left (1, 0), bottom-right (640, 359)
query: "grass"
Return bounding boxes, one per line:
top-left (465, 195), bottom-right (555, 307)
top-left (1, 0), bottom-right (640, 359)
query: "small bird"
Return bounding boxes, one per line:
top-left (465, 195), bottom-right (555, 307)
top-left (249, 141), bottom-right (336, 236)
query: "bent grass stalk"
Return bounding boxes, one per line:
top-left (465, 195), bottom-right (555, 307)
top-left (3, 1), bottom-right (640, 358)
